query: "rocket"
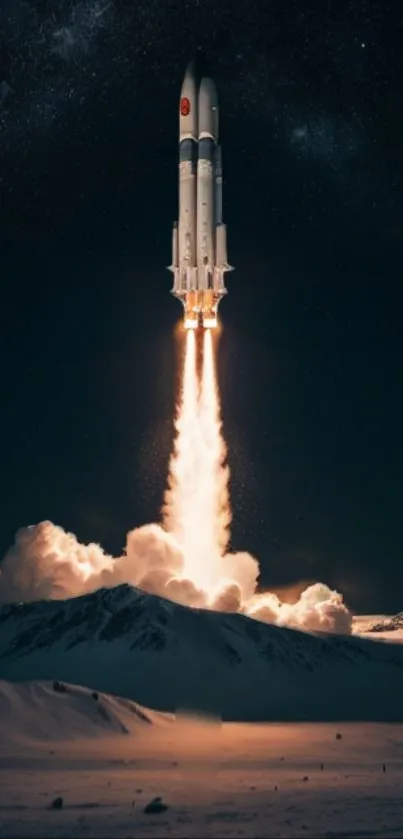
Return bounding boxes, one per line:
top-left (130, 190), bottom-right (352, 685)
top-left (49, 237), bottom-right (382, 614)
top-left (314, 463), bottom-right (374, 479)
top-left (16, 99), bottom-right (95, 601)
top-left (169, 62), bottom-right (233, 329)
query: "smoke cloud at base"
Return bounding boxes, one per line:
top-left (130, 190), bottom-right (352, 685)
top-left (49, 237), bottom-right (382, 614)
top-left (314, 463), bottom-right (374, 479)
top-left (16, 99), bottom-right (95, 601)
top-left (0, 520), bottom-right (352, 634)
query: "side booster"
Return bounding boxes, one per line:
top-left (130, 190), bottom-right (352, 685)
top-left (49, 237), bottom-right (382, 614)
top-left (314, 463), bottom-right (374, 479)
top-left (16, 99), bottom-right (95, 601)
top-left (169, 62), bottom-right (233, 329)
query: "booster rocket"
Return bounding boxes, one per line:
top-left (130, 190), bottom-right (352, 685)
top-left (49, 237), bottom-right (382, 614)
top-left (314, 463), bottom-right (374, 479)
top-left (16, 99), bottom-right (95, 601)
top-left (169, 62), bottom-right (233, 329)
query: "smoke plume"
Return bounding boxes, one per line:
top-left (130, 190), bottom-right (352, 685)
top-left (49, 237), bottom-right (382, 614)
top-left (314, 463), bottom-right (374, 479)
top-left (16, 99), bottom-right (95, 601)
top-left (0, 330), bottom-right (352, 635)
top-left (0, 519), bottom-right (351, 633)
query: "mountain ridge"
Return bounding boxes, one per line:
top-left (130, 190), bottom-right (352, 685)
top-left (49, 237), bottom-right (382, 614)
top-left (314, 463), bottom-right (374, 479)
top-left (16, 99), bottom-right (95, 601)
top-left (1, 584), bottom-right (403, 722)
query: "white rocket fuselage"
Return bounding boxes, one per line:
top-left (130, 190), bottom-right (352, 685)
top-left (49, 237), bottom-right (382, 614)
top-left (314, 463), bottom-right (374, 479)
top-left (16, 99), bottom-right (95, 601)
top-left (169, 63), bottom-right (232, 329)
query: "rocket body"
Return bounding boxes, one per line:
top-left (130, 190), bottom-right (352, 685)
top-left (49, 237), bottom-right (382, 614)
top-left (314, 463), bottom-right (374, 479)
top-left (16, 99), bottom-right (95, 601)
top-left (169, 64), bottom-right (232, 329)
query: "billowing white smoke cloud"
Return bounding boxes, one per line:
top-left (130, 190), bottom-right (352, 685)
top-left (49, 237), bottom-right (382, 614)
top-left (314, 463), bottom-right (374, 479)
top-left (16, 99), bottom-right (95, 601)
top-left (0, 521), bottom-right (352, 635)
top-left (247, 583), bottom-right (352, 634)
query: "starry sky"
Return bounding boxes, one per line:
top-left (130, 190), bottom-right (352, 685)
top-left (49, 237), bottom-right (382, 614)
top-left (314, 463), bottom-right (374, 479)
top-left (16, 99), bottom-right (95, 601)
top-left (1, 0), bottom-right (402, 613)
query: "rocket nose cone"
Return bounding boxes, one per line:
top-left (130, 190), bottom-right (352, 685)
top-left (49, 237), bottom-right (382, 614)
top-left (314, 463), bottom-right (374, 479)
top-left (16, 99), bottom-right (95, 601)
top-left (198, 77), bottom-right (219, 141)
top-left (199, 77), bottom-right (218, 109)
top-left (180, 64), bottom-right (197, 99)
top-left (184, 60), bottom-right (196, 81)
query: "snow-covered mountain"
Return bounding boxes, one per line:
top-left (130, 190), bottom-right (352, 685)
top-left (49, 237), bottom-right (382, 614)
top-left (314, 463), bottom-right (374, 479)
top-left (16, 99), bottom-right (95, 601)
top-left (1, 584), bottom-right (403, 721)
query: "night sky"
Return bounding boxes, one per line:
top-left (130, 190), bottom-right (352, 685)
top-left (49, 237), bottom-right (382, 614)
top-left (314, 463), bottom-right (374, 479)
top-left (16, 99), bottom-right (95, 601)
top-left (1, 0), bottom-right (402, 613)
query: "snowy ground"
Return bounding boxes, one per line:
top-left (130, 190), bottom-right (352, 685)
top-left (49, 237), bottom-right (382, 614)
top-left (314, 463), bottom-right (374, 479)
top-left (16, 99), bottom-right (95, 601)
top-left (1, 683), bottom-right (403, 838)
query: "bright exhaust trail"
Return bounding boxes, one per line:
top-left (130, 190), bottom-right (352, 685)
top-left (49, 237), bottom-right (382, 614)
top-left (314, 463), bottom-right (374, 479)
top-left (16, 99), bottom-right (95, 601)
top-left (163, 329), bottom-right (199, 552)
top-left (163, 329), bottom-right (231, 592)
top-left (199, 329), bottom-right (231, 561)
